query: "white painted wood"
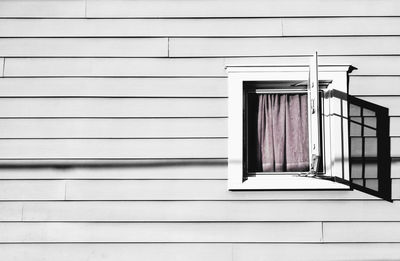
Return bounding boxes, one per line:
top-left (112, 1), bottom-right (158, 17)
top-left (3, 18), bottom-right (400, 37)
top-left (0, 18), bottom-right (282, 37)
top-left (0, 0), bottom-right (85, 17)
top-left (0, 38), bottom-right (168, 57)
top-left (362, 97), bottom-right (400, 116)
top-left (0, 243), bottom-right (399, 261)
top-left (225, 56), bottom-right (400, 76)
top-left (3, 57), bottom-right (399, 77)
top-left (170, 37), bottom-right (400, 57)
top-left (232, 243), bottom-right (400, 261)
top-left (226, 66), bottom-right (350, 189)
top-left (282, 17), bottom-right (400, 36)
top-left (3, 58), bottom-right (226, 77)
top-left (0, 139), bottom-right (227, 159)
top-left (0, 78), bottom-right (227, 97)
top-left (237, 176), bottom-right (349, 190)
top-left (86, 0), bottom-right (400, 18)
top-left (0, 180), bottom-right (65, 200)
top-left (65, 179), bottom-right (400, 200)
top-left (20, 201), bottom-right (400, 222)
top-left (324, 222), bottom-right (400, 242)
top-left (0, 202), bottom-right (22, 221)
top-left (0, 118), bottom-right (227, 138)
top-left (0, 244), bottom-right (232, 261)
top-left (390, 138), bottom-right (400, 157)
top-left (0, 1), bottom-right (396, 259)
top-left (309, 53), bottom-right (320, 172)
top-left (350, 76), bottom-right (400, 96)
top-left (391, 159), bottom-right (400, 178)
top-left (1, 243), bottom-right (400, 261)
top-left (0, 98), bottom-right (226, 117)
top-left (0, 162), bottom-right (227, 180)
top-left (0, 222), bottom-right (321, 242)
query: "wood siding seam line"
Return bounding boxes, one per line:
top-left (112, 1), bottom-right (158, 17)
top-left (64, 181), bottom-right (67, 201)
top-left (321, 222), bottom-right (324, 243)
top-left (1, 58), bottom-right (4, 77)
top-left (167, 37), bottom-right (170, 57)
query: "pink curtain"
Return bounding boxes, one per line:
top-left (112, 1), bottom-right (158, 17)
top-left (257, 93), bottom-right (309, 172)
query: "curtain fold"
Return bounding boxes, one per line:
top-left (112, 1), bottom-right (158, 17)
top-left (256, 93), bottom-right (309, 172)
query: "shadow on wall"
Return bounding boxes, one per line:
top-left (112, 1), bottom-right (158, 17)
top-left (333, 90), bottom-right (391, 202)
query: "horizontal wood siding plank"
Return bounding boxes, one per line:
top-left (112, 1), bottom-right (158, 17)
top-left (2, 18), bottom-right (400, 37)
top-left (0, 18), bottom-right (282, 37)
top-left (0, 162), bottom-right (227, 180)
top-left (225, 56), bottom-right (400, 76)
top-left (19, 201), bottom-right (400, 222)
top-left (0, 38), bottom-right (168, 57)
top-left (0, 0), bottom-right (85, 18)
top-left (0, 222), bottom-right (321, 242)
top-left (170, 37), bottom-right (400, 57)
top-left (232, 243), bottom-right (400, 261)
top-left (390, 117), bottom-right (400, 136)
top-left (0, 202), bottom-right (22, 221)
top-left (324, 222), bottom-right (400, 242)
top-left (390, 138), bottom-right (400, 157)
top-left (0, 179), bottom-right (398, 200)
top-left (0, 118), bottom-right (227, 138)
top-left (349, 76), bottom-right (400, 96)
top-left (0, 180), bottom-right (65, 200)
top-left (0, 243), bottom-right (399, 261)
top-left (390, 160), bottom-right (400, 178)
top-left (3, 58), bottom-right (226, 77)
top-left (86, 0), bottom-right (400, 18)
top-left (65, 179), bottom-right (400, 200)
top-left (282, 17), bottom-right (400, 36)
top-left (0, 98), bottom-right (227, 117)
top-left (0, 78), bottom-right (227, 97)
top-left (0, 244), bottom-right (232, 261)
top-left (4, 57), bottom-right (398, 77)
top-left (0, 75), bottom-right (394, 97)
top-left (0, 139), bottom-right (227, 159)
top-left (0, 96), bottom-right (398, 118)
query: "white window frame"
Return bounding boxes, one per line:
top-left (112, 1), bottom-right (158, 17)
top-left (226, 65), bottom-right (352, 190)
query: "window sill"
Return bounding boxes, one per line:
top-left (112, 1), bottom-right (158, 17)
top-left (228, 175), bottom-right (350, 191)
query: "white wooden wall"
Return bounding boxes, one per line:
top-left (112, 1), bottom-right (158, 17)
top-left (0, 0), bottom-right (400, 260)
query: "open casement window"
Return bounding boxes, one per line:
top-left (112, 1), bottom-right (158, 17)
top-left (227, 61), bottom-right (353, 190)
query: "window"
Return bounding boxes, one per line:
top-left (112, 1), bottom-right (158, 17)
top-left (226, 56), bottom-right (353, 190)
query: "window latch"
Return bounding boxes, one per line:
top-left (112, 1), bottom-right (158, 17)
top-left (311, 98), bottom-right (316, 114)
